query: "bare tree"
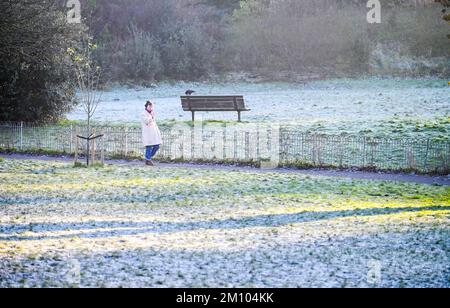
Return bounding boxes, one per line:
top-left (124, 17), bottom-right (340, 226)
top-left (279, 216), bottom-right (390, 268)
top-left (68, 39), bottom-right (103, 166)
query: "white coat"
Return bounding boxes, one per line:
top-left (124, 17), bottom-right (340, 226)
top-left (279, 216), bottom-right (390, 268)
top-left (142, 110), bottom-right (162, 146)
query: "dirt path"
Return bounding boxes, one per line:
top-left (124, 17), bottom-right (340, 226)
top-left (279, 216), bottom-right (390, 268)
top-left (1, 153), bottom-right (449, 186)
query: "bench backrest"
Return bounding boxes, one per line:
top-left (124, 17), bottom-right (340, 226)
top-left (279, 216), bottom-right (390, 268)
top-left (181, 96), bottom-right (246, 111)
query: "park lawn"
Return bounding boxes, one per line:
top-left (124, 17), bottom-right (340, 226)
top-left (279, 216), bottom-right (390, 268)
top-left (69, 78), bottom-right (450, 142)
top-left (0, 159), bottom-right (449, 287)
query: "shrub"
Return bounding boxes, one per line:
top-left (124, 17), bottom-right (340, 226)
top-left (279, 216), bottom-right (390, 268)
top-left (0, 1), bottom-right (85, 123)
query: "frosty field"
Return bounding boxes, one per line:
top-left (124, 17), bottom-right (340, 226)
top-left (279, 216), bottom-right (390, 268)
top-left (0, 158), bottom-right (449, 288)
top-left (69, 78), bottom-right (450, 141)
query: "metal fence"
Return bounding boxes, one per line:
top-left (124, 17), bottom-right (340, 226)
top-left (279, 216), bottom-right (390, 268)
top-left (0, 122), bottom-right (448, 174)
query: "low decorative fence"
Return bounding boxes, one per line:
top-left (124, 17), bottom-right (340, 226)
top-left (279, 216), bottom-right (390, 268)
top-left (0, 122), bottom-right (448, 174)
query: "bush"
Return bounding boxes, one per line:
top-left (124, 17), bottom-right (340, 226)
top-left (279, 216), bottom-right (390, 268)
top-left (73, 162), bottom-right (87, 168)
top-left (227, 0), bottom-right (449, 77)
top-left (88, 0), bottom-right (225, 82)
top-left (0, 1), bottom-right (85, 123)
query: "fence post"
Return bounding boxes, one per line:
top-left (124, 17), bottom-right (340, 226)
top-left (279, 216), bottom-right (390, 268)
top-left (179, 129), bottom-right (184, 160)
top-left (69, 124), bottom-right (73, 154)
top-left (256, 129), bottom-right (260, 161)
top-left (19, 121), bottom-right (24, 150)
top-left (362, 136), bottom-right (367, 168)
top-left (125, 127), bottom-right (128, 158)
top-left (234, 130), bottom-right (238, 160)
top-left (92, 128), bottom-right (96, 164)
top-left (317, 134), bottom-right (322, 166)
top-left (223, 126), bottom-right (227, 160)
top-left (245, 131), bottom-right (250, 161)
top-left (423, 139), bottom-right (430, 172)
top-left (279, 127), bottom-right (284, 162)
top-left (369, 138), bottom-right (377, 168)
top-left (101, 131), bottom-right (105, 165)
top-left (74, 126), bottom-right (79, 164)
top-left (312, 133), bottom-right (317, 165)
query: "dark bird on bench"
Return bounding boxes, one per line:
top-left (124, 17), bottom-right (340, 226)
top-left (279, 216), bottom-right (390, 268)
top-left (185, 90), bottom-right (196, 96)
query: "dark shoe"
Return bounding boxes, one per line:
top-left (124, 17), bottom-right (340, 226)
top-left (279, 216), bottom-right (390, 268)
top-left (145, 160), bottom-right (154, 166)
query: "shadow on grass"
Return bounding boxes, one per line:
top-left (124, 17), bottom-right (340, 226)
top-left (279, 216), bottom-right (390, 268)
top-left (0, 205), bottom-right (446, 241)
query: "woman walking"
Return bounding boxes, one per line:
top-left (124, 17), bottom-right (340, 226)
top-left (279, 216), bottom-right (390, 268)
top-left (142, 101), bottom-right (162, 166)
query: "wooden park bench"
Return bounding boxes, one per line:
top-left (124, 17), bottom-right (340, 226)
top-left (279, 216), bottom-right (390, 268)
top-left (181, 96), bottom-right (251, 122)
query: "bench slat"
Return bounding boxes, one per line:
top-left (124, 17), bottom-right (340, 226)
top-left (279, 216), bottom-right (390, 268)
top-left (182, 97), bottom-right (246, 109)
top-left (181, 96), bottom-right (244, 99)
top-left (182, 103), bottom-right (243, 108)
top-left (181, 95), bottom-right (250, 122)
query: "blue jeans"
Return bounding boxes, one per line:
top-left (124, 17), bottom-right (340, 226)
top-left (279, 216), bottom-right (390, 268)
top-left (145, 145), bottom-right (160, 161)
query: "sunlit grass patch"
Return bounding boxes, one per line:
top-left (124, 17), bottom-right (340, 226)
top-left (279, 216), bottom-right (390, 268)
top-left (0, 158), bottom-right (448, 288)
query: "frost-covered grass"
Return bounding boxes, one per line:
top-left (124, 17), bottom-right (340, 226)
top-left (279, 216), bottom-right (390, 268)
top-left (69, 78), bottom-right (450, 141)
top-left (0, 159), bottom-right (449, 288)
